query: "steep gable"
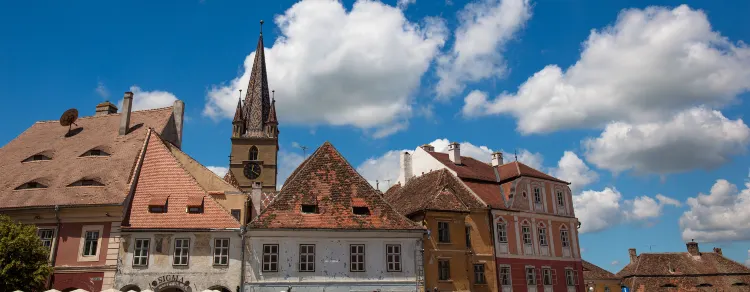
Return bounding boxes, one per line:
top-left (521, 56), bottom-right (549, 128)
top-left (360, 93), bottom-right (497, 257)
top-left (386, 169), bottom-right (486, 216)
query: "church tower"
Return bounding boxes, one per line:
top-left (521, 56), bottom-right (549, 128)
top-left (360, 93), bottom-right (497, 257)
top-left (226, 21), bottom-right (279, 193)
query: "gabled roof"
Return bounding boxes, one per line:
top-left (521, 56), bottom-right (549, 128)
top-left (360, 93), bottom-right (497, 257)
top-left (583, 260), bottom-right (620, 280)
top-left (0, 107), bottom-right (175, 209)
top-left (617, 252), bottom-right (750, 278)
top-left (427, 151), bottom-right (569, 184)
top-left (123, 130), bottom-right (240, 230)
top-left (385, 169), bottom-right (485, 216)
top-left (249, 142), bottom-right (422, 230)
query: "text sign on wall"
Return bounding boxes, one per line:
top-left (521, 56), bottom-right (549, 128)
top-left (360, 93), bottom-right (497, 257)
top-left (151, 275), bottom-right (192, 292)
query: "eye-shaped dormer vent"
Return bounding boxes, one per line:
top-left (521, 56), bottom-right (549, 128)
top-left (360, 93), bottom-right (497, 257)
top-left (68, 179), bottom-right (105, 187)
top-left (22, 153), bottom-right (52, 162)
top-left (80, 149), bottom-right (110, 157)
top-left (15, 181), bottom-right (48, 190)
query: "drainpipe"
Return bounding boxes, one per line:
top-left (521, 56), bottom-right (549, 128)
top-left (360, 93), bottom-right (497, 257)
top-left (48, 205), bottom-right (62, 289)
top-left (240, 225), bottom-right (246, 292)
top-left (487, 206), bottom-right (498, 291)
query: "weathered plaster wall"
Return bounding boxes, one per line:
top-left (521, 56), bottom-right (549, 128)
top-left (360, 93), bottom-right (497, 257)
top-left (397, 147), bottom-right (455, 185)
top-left (115, 231), bottom-right (242, 292)
top-left (245, 230), bottom-right (423, 292)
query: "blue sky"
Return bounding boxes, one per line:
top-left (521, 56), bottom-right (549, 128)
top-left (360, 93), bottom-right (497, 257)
top-left (2, 0), bottom-right (749, 271)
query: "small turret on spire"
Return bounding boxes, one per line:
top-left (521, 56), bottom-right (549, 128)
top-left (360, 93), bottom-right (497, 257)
top-left (267, 90), bottom-right (278, 125)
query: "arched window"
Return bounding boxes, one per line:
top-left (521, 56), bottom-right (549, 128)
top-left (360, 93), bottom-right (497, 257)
top-left (22, 153), bottom-right (51, 162)
top-left (521, 221), bottom-right (532, 245)
top-left (538, 223), bottom-right (548, 246)
top-left (249, 146), bottom-right (259, 160)
top-left (560, 225), bottom-right (570, 248)
top-left (15, 181), bottom-right (47, 190)
top-left (81, 148), bottom-right (110, 157)
top-left (496, 219), bottom-right (508, 243)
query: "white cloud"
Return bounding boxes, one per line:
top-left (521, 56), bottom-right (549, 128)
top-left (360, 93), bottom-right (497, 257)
top-left (95, 81), bottom-right (109, 99)
top-left (574, 187), bottom-right (680, 233)
top-left (628, 196), bottom-right (661, 220)
top-left (611, 260), bottom-right (619, 266)
top-left (277, 149), bottom-right (306, 190)
top-left (203, 0), bottom-right (447, 137)
top-left (551, 151), bottom-right (598, 193)
top-left (436, 0), bottom-right (531, 97)
top-left (206, 166), bottom-right (228, 177)
top-left (123, 86), bottom-right (178, 111)
top-left (464, 5), bottom-right (750, 134)
top-left (680, 174), bottom-right (750, 242)
top-left (656, 194), bottom-right (682, 207)
top-left (745, 250), bottom-right (750, 267)
top-left (583, 107), bottom-right (750, 174)
top-left (397, 0), bottom-right (416, 9)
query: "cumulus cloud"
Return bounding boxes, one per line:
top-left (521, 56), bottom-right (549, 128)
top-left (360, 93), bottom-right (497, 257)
top-left (583, 107), bottom-right (750, 174)
top-left (206, 166), bottom-right (228, 177)
top-left (574, 187), bottom-right (680, 233)
top-left (611, 260), bottom-right (619, 266)
top-left (203, 0), bottom-right (447, 137)
top-left (397, 0), bottom-right (416, 9)
top-left (436, 0), bottom-right (531, 97)
top-left (121, 86), bottom-right (178, 111)
top-left (463, 5), bottom-right (750, 133)
top-left (551, 151), bottom-right (598, 193)
top-left (680, 173), bottom-right (750, 242)
top-left (277, 149), bottom-right (306, 190)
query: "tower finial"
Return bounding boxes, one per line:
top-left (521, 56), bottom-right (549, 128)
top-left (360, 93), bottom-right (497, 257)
top-left (272, 89), bottom-right (275, 101)
top-left (239, 89), bottom-right (243, 101)
top-left (260, 20), bottom-right (264, 35)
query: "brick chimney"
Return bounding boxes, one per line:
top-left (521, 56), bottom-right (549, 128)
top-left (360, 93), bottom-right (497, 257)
top-left (420, 144), bottom-right (435, 152)
top-left (119, 92), bottom-right (133, 135)
top-left (172, 100), bottom-right (185, 148)
top-left (491, 152), bottom-right (504, 167)
top-left (687, 240), bottom-right (700, 256)
top-left (713, 247), bottom-right (722, 256)
top-left (250, 182), bottom-right (262, 219)
top-left (95, 101), bottom-right (118, 116)
top-left (448, 142), bottom-right (461, 164)
top-left (629, 248), bottom-right (638, 263)
top-left (400, 152), bottom-right (413, 182)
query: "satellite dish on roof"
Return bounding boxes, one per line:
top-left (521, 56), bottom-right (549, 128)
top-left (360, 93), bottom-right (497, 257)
top-left (60, 108), bottom-right (78, 127)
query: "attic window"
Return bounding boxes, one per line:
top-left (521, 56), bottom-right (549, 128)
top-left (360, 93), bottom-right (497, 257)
top-left (661, 284), bottom-right (677, 288)
top-left (81, 149), bottom-right (110, 157)
top-left (148, 196), bottom-right (169, 213)
top-left (22, 154), bottom-right (51, 162)
top-left (186, 196), bottom-right (204, 213)
top-left (696, 283), bottom-right (713, 287)
top-left (15, 181), bottom-right (47, 190)
top-left (353, 206), bottom-right (370, 215)
top-left (301, 204), bottom-right (319, 214)
top-left (68, 179), bottom-right (105, 187)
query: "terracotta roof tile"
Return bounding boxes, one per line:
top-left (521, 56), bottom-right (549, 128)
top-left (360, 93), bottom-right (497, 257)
top-left (223, 170), bottom-right (240, 189)
top-left (0, 107), bottom-right (175, 209)
top-left (385, 169), bottom-right (485, 216)
top-left (123, 130), bottom-right (240, 230)
top-left (148, 195), bottom-right (169, 206)
top-left (250, 142), bottom-right (422, 230)
top-left (582, 260), bottom-right (620, 280)
top-left (427, 152), bottom-right (569, 184)
top-left (186, 196), bottom-right (204, 207)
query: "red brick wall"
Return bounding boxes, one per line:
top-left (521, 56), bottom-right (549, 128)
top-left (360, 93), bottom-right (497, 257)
top-left (52, 272), bottom-right (104, 291)
top-left (497, 257), bottom-right (585, 292)
top-left (54, 222), bottom-right (111, 266)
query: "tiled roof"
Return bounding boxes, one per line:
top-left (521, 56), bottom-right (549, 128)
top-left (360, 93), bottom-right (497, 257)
top-left (249, 142), bottom-right (423, 230)
top-left (427, 152), bottom-right (569, 184)
top-left (385, 169), bottom-right (486, 216)
top-left (618, 252), bottom-right (750, 277)
top-left (0, 107), bottom-right (175, 209)
top-left (582, 260), bottom-right (620, 280)
top-left (223, 170), bottom-right (240, 189)
top-left (383, 183), bottom-right (402, 199)
top-left (123, 130), bottom-right (240, 230)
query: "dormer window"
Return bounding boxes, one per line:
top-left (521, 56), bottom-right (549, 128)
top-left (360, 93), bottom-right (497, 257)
top-left (81, 149), bottom-right (110, 157)
top-left (353, 206), bottom-right (370, 215)
top-left (15, 181), bottom-right (47, 190)
top-left (68, 179), bottom-right (104, 187)
top-left (186, 196), bottom-right (204, 213)
top-left (22, 154), bottom-right (51, 162)
top-left (661, 283), bottom-right (677, 288)
top-left (301, 204), bottom-right (319, 214)
top-left (696, 283), bottom-right (712, 287)
top-left (733, 282), bottom-right (749, 286)
top-left (149, 196), bottom-right (168, 213)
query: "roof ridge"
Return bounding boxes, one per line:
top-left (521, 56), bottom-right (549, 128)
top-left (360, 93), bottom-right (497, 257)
top-left (34, 106), bottom-right (174, 124)
top-left (163, 141), bottom-right (241, 192)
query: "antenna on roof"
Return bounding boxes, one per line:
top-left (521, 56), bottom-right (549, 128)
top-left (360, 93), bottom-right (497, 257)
top-left (385, 179), bottom-right (391, 188)
top-left (514, 149), bottom-right (518, 161)
top-left (59, 108), bottom-right (79, 135)
top-left (300, 145), bottom-right (308, 158)
top-left (376, 180), bottom-right (379, 190)
top-left (647, 244), bottom-right (657, 251)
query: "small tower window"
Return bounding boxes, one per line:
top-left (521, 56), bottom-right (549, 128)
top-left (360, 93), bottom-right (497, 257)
top-left (15, 181), bottom-right (47, 190)
top-left (81, 149), bottom-right (110, 157)
top-left (22, 154), bottom-right (51, 162)
top-left (68, 179), bottom-right (105, 187)
top-left (249, 146), bottom-right (259, 161)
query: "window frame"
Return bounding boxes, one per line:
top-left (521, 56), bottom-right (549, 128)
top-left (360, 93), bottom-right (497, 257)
top-left (565, 269), bottom-right (577, 286)
top-left (299, 244), bottom-right (315, 272)
top-left (249, 146), bottom-right (259, 161)
top-left (561, 228), bottom-right (570, 248)
top-left (350, 244), bottom-right (366, 272)
top-left (230, 209), bottom-right (241, 221)
top-left (262, 244), bottom-right (279, 272)
top-left (526, 267), bottom-right (537, 285)
top-left (542, 268), bottom-right (553, 286)
top-left (557, 191), bottom-right (565, 207)
top-left (213, 238), bottom-right (230, 266)
top-left (437, 221), bottom-right (450, 243)
top-left (538, 224), bottom-right (548, 246)
top-left (522, 223), bottom-right (532, 245)
top-left (473, 263), bottom-right (487, 285)
top-left (499, 265), bottom-right (512, 286)
top-left (77, 225), bottom-right (103, 262)
top-left (496, 222), bottom-right (508, 243)
top-left (533, 187), bottom-right (542, 204)
top-left (386, 244), bottom-right (402, 272)
top-left (133, 238), bottom-right (150, 267)
top-left (173, 238), bottom-right (190, 266)
top-left (438, 259), bottom-right (451, 281)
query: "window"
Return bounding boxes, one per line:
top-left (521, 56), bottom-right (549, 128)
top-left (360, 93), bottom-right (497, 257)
top-left (350, 244), bottom-right (365, 272)
top-left (438, 259), bottom-right (450, 281)
top-left (82, 230), bottom-right (99, 256)
top-left (534, 187), bottom-right (542, 203)
top-left (465, 225), bottom-right (472, 248)
top-left (15, 181), bottom-right (47, 190)
top-left (299, 244), bottom-right (315, 272)
top-left (81, 149), bottom-right (110, 157)
top-left (214, 239), bottom-right (229, 266)
top-left (565, 269), bottom-right (577, 286)
top-left (187, 206), bottom-right (203, 213)
top-left (604, 287), bottom-right (611, 292)
top-left (301, 204), bottom-right (319, 214)
top-left (526, 267), bottom-right (536, 285)
top-left (557, 191), bottom-right (565, 206)
top-left (522, 224), bottom-right (532, 245)
top-left (473, 264), bottom-right (486, 284)
top-left (538, 225), bottom-right (548, 246)
top-left (149, 206), bottom-right (166, 213)
top-left (542, 268), bottom-right (552, 285)
top-left (733, 282), bottom-right (750, 286)
top-left (173, 239), bottom-right (190, 266)
top-left (68, 179), bottom-right (105, 187)
top-left (499, 266), bottom-right (511, 286)
top-left (561, 229), bottom-right (570, 247)
top-left (497, 222), bottom-right (508, 243)
top-left (231, 209), bottom-right (241, 221)
top-left (696, 283), bottom-right (713, 287)
top-left (37, 229), bottom-right (55, 250)
top-left (133, 239), bottom-right (150, 266)
top-left (249, 146), bottom-right (259, 160)
top-left (438, 221), bottom-right (450, 243)
top-left (386, 244), bottom-right (401, 272)
top-left (661, 284), bottom-right (677, 288)
top-left (352, 206), bottom-right (370, 215)
top-left (22, 154), bottom-right (51, 162)
top-left (262, 244), bottom-right (278, 272)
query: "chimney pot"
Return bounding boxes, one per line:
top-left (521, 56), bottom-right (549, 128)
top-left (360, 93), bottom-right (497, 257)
top-left (448, 142), bottom-right (461, 164)
top-left (400, 152), bottom-right (413, 183)
top-left (420, 144), bottom-right (435, 152)
top-left (491, 151), bottom-right (504, 167)
top-left (172, 100), bottom-right (185, 148)
top-left (713, 247), bottom-right (722, 256)
top-left (687, 241), bottom-right (700, 256)
top-left (95, 101), bottom-right (118, 116)
top-left (628, 248), bottom-right (638, 263)
top-left (119, 92), bottom-right (134, 135)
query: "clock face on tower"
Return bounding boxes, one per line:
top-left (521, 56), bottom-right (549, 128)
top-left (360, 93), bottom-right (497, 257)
top-left (243, 162), bottom-right (262, 179)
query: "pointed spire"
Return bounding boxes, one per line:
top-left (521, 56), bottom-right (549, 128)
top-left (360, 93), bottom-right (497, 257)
top-left (233, 89), bottom-right (243, 123)
top-left (266, 90), bottom-right (278, 125)
top-left (243, 20), bottom-right (271, 135)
